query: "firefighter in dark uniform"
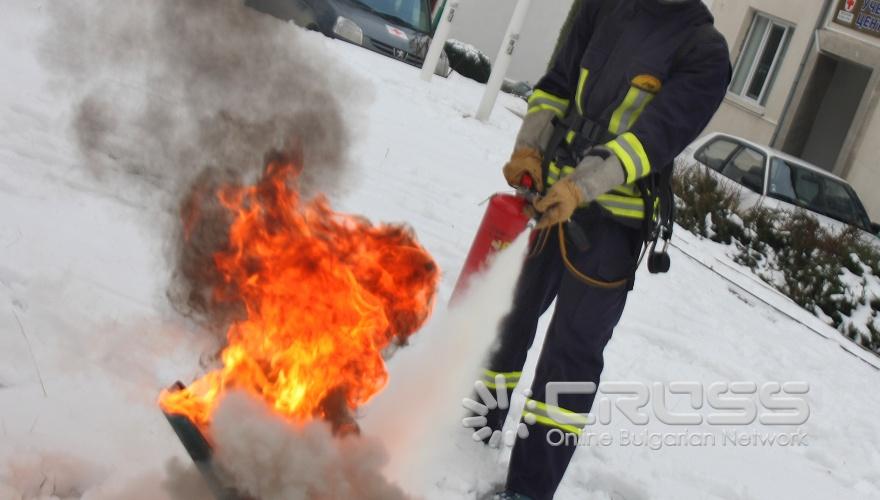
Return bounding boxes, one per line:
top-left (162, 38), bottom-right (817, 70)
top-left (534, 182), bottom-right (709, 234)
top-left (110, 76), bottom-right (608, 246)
top-left (483, 0), bottom-right (732, 499)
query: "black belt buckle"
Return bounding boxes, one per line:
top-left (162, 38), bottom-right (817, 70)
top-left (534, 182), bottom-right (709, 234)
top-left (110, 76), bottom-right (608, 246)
top-left (580, 119), bottom-right (606, 144)
top-left (565, 220), bottom-right (590, 252)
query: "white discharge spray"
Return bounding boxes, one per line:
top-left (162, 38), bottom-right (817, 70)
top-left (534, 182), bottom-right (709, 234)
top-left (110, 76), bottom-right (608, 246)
top-left (360, 231), bottom-right (531, 491)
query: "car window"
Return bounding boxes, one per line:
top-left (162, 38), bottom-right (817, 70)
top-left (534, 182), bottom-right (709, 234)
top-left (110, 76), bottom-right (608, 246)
top-left (721, 147), bottom-right (765, 193)
top-left (768, 158), bottom-right (870, 229)
top-left (695, 137), bottom-right (739, 171)
top-left (360, 0), bottom-right (430, 32)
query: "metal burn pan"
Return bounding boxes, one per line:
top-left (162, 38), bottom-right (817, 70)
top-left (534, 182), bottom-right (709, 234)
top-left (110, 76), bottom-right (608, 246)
top-left (162, 381), bottom-right (249, 500)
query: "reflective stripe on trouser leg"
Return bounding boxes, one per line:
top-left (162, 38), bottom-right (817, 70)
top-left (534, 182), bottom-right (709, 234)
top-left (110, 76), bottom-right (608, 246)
top-left (523, 398), bottom-right (590, 435)
top-left (504, 216), bottom-right (637, 500)
top-left (482, 369), bottom-right (521, 389)
top-left (482, 232), bottom-right (567, 440)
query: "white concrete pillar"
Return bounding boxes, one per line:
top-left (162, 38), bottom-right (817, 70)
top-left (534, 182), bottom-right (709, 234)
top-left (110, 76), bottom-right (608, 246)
top-left (476, 0), bottom-right (532, 121)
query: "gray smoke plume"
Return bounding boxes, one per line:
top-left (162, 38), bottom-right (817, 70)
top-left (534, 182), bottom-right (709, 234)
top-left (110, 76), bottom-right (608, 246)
top-left (41, 0), bottom-right (366, 329)
top-left (210, 391), bottom-right (412, 500)
top-left (42, 0), bottom-right (356, 195)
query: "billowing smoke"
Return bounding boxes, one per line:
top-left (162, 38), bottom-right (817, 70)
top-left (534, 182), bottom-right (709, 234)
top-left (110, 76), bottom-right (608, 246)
top-left (210, 391), bottom-right (411, 500)
top-left (41, 0), bottom-right (356, 195)
top-left (41, 0), bottom-right (366, 329)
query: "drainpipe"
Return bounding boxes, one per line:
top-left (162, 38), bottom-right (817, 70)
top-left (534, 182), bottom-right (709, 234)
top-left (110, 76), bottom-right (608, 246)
top-left (770, 0), bottom-right (833, 147)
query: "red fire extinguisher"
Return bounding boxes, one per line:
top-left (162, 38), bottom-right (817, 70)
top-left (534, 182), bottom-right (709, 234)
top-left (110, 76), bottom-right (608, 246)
top-left (450, 176), bottom-right (535, 304)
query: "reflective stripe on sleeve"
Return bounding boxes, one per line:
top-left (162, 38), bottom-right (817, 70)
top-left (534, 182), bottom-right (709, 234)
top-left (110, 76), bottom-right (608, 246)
top-left (608, 86), bottom-right (655, 135)
top-left (575, 68), bottom-right (590, 115)
top-left (527, 90), bottom-right (570, 118)
top-left (596, 193), bottom-right (645, 219)
top-left (606, 132), bottom-right (651, 184)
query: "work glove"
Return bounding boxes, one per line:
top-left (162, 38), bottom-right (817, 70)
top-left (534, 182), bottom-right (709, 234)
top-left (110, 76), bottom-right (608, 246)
top-left (533, 148), bottom-right (627, 229)
top-left (503, 147), bottom-right (543, 192)
top-left (514, 108), bottom-right (556, 153)
top-left (533, 178), bottom-right (582, 229)
top-left (502, 107), bottom-right (558, 191)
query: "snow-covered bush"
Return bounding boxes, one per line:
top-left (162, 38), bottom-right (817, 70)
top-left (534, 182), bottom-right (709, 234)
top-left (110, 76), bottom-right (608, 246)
top-left (444, 39), bottom-right (491, 84)
top-left (671, 162), bottom-right (744, 244)
top-left (672, 163), bottom-right (880, 355)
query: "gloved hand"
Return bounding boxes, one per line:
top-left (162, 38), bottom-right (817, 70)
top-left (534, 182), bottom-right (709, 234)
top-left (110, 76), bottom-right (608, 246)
top-left (503, 147), bottom-right (544, 192)
top-left (532, 148), bottom-right (627, 228)
top-left (533, 178), bottom-right (582, 229)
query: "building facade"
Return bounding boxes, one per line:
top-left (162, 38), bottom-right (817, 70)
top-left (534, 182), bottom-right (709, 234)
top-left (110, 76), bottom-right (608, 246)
top-left (706, 0), bottom-right (880, 220)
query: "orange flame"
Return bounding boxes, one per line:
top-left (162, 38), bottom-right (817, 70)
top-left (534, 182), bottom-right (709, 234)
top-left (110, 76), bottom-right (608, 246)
top-left (159, 156), bottom-right (439, 431)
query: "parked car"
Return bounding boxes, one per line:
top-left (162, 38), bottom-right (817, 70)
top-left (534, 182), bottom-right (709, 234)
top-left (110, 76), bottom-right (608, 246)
top-left (246, 0), bottom-right (449, 74)
top-left (680, 132), bottom-right (875, 234)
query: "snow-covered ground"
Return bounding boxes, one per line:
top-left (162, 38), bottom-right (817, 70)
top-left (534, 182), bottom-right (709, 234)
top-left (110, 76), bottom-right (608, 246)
top-left (2, 2), bottom-right (880, 499)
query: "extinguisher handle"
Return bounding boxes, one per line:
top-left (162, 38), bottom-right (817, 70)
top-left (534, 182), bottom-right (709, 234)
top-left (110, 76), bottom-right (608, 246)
top-left (520, 174), bottom-right (534, 190)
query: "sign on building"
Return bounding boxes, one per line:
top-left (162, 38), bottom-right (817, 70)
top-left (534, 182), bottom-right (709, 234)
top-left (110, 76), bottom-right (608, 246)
top-left (834, 0), bottom-right (880, 38)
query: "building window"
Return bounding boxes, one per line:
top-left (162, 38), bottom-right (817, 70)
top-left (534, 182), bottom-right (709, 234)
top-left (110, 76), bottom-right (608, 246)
top-left (729, 13), bottom-right (793, 106)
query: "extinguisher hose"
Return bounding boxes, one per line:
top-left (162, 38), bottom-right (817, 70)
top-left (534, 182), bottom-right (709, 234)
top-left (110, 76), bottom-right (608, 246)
top-left (557, 223), bottom-right (628, 289)
top-left (527, 226), bottom-right (553, 258)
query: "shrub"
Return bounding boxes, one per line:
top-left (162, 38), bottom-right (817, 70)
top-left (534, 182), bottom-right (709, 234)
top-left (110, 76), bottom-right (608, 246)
top-left (672, 161), bottom-right (880, 355)
top-left (444, 39), bottom-right (491, 84)
top-left (671, 162), bottom-right (743, 244)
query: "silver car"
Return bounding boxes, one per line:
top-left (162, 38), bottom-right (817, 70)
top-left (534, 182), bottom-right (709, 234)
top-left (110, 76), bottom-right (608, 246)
top-left (680, 132), bottom-right (874, 234)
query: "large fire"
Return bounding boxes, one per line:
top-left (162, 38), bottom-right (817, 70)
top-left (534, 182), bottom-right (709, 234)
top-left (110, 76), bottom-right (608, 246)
top-left (159, 154), bottom-right (439, 432)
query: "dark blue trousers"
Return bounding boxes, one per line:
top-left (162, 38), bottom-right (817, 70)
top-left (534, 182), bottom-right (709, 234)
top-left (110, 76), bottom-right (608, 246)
top-left (486, 207), bottom-right (641, 500)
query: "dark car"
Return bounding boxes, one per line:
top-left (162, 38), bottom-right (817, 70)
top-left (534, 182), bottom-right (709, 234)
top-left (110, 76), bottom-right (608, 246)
top-left (246, 0), bottom-right (449, 73)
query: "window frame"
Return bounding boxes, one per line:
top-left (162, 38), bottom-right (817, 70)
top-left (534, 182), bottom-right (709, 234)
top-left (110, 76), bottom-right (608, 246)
top-left (694, 136), bottom-right (741, 172)
top-left (729, 12), bottom-right (794, 106)
top-left (768, 156), bottom-right (872, 231)
top-left (721, 145), bottom-right (768, 195)
top-left (694, 135), bottom-right (769, 195)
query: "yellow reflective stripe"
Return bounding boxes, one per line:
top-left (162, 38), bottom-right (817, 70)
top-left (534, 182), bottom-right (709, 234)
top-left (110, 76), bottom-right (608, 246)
top-left (528, 89), bottom-right (569, 108)
top-left (565, 130), bottom-right (576, 144)
top-left (527, 103), bottom-right (565, 118)
top-left (611, 182), bottom-right (639, 196)
top-left (609, 87), bottom-right (640, 134)
top-left (607, 132), bottom-right (651, 184)
top-left (561, 166), bottom-right (575, 176)
top-left (527, 399), bottom-right (590, 426)
top-left (482, 369), bottom-right (521, 389)
top-left (483, 369), bottom-right (521, 380)
top-left (528, 90), bottom-right (569, 118)
top-left (486, 381), bottom-right (518, 389)
top-left (575, 69), bottom-right (590, 115)
top-left (597, 193), bottom-right (645, 219)
top-left (547, 162), bottom-right (562, 186)
top-left (609, 87), bottom-right (655, 135)
top-left (526, 412), bottom-right (583, 435)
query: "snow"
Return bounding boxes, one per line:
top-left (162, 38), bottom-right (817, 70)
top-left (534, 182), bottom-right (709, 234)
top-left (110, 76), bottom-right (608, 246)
top-left (2, 2), bottom-right (880, 499)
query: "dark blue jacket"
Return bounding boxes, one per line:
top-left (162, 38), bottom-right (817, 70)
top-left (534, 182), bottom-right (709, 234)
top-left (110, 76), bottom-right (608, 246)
top-left (532, 0), bottom-right (731, 188)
